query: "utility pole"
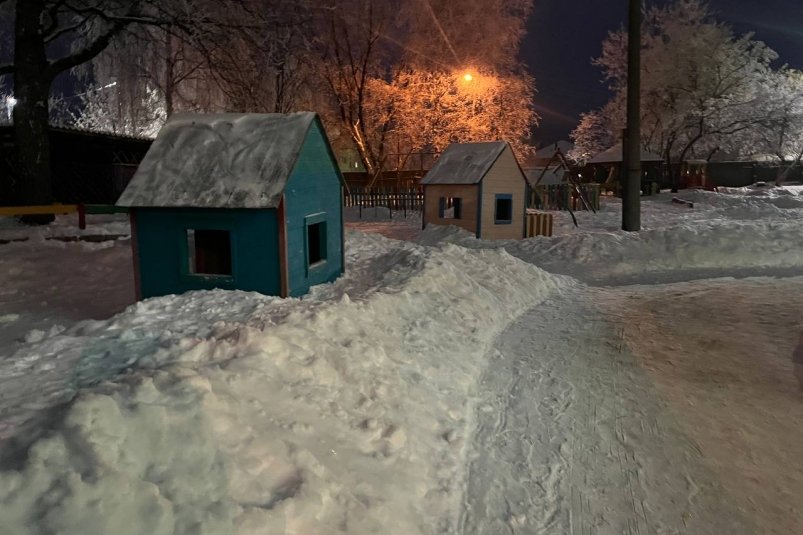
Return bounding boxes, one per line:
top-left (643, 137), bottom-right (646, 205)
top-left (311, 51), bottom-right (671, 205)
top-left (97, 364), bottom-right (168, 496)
top-left (622, 0), bottom-right (641, 231)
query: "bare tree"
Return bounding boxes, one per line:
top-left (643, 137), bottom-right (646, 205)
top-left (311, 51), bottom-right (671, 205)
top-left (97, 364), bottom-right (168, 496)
top-left (313, 0), bottom-right (398, 177)
top-left (201, 0), bottom-right (312, 114)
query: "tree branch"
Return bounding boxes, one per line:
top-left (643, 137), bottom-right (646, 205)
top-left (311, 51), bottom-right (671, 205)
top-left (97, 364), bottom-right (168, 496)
top-left (42, 0), bottom-right (71, 38)
top-left (47, 20), bottom-right (130, 77)
top-left (45, 20), bottom-right (88, 44)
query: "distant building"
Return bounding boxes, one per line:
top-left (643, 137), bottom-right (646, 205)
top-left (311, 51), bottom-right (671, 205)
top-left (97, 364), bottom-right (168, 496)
top-left (420, 141), bottom-right (528, 240)
top-left (0, 126), bottom-right (151, 205)
top-left (586, 142), bottom-right (664, 189)
top-left (117, 112), bottom-right (345, 299)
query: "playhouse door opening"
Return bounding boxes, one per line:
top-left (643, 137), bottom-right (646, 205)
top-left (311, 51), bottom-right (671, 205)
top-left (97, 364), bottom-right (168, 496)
top-left (187, 229), bottom-right (232, 275)
top-left (307, 221), bottom-right (327, 266)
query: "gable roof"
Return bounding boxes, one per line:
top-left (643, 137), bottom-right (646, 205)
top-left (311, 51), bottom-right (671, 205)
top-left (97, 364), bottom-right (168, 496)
top-left (117, 112), bottom-right (323, 209)
top-left (420, 141), bottom-right (509, 185)
top-left (587, 142), bottom-right (663, 164)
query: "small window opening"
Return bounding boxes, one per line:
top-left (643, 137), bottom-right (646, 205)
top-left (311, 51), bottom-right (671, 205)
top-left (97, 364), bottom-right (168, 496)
top-left (307, 221), bottom-right (327, 266)
top-left (187, 229), bottom-right (232, 275)
top-left (440, 197), bottom-right (462, 219)
top-left (494, 195), bottom-right (513, 224)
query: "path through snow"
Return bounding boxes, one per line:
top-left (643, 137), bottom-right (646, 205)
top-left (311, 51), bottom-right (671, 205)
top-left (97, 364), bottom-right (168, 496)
top-left (460, 279), bottom-right (803, 534)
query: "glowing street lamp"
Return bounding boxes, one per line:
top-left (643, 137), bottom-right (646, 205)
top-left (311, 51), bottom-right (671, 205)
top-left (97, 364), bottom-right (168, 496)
top-left (463, 72), bottom-right (473, 82)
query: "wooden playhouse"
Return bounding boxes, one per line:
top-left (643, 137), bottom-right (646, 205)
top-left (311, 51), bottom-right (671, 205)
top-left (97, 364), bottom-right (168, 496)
top-left (420, 141), bottom-right (528, 239)
top-left (117, 112), bottom-right (344, 299)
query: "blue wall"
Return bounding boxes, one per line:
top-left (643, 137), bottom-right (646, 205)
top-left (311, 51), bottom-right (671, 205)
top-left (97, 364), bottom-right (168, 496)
top-left (284, 121), bottom-right (345, 297)
top-left (133, 208), bottom-right (280, 298)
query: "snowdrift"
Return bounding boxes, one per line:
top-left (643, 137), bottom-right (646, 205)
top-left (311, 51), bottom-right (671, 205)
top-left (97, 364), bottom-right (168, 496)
top-left (0, 231), bottom-right (566, 535)
top-left (425, 188), bottom-right (803, 284)
top-left (509, 219), bottom-right (803, 283)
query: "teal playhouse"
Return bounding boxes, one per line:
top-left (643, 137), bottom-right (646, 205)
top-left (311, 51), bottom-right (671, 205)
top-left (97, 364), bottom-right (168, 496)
top-left (117, 112), bottom-right (345, 299)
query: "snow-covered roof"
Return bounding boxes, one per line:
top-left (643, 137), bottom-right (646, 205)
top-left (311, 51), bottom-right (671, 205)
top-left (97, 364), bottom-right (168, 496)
top-left (117, 112), bottom-right (319, 209)
top-left (420, 141), bottom-right (508, 185)
top-left (587, 143), bottom-right (663, 164)
top-left (534, 141), bottom-right (574, 160)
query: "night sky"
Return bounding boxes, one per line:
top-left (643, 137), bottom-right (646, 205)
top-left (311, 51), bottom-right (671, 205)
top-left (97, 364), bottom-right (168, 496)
top-left (523, 0), bottom-right (803, 145)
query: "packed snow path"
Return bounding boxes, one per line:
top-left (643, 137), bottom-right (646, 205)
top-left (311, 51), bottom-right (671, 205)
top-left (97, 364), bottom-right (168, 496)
top-left (460, 286), bottom-right (761, 535)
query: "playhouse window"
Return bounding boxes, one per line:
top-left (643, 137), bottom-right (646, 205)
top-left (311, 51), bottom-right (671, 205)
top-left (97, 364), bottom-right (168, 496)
top-left (307, 221), bottom-right (327, 266)
top-left (494, 194), bottom-right (513, 224)
top-left (439, 197), bottom-right (462, 219)
top-left (187, 229), bottom-right (232, 276)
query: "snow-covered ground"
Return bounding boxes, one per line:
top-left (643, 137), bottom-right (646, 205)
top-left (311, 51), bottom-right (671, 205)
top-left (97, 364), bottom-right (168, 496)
top-left (0, 185), bottom-right (801, 534)
top-left (344, 206), bottom-right (424, 241)
top-left (0, 220), bottom-right (565, 534)
top-left (0, 213), bottom-right (130, 242)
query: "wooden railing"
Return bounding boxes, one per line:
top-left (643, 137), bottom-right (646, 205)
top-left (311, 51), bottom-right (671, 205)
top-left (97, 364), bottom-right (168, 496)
top-left (529, 183), bottom-right (601, 212)
top-left (344, 187), bottom-right (424, 218)
top-left (525, 212), bottom-right (554, 237)
top-left (0, 203), bottom-right (128, 229)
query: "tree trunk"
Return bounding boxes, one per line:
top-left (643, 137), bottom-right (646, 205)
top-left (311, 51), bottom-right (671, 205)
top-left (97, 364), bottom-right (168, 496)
top-left (669, 160), bottom-right (681, 193)
top-left (12, 0), bottom-right (55, 214)
top-left (671, 135), bottom-right (703, 193)
top-left (163, 31), bottom-right (175, 117)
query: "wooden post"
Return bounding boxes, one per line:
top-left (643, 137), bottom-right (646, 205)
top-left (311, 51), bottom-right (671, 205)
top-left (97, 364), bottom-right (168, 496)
top-left (129, 211), bottom-right (142, 300)
top-left (277, 196), bottom-right (290, 298)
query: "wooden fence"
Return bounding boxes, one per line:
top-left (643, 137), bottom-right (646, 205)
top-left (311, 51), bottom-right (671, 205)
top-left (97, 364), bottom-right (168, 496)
top-left (344, 187), bottom-right (424, 218)
top-left (529, 183), bottom-right (601, 212)
top-left (525, 212), bottom-right (554, 237)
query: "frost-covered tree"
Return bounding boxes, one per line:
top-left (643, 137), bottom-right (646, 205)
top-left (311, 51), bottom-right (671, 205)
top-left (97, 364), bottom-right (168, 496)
top-left (750, 69), bottom-right (803, 183)
top-left (391, 68), bottom-right (536, 159)
top-left (0, 93), bottom-right (13, 125)
top-left (572, 0), bottom-right (780, 190)
top-left (71, 81), bottom-right (166, 138)
top-left (569, 105), bottom-right (620, 164)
